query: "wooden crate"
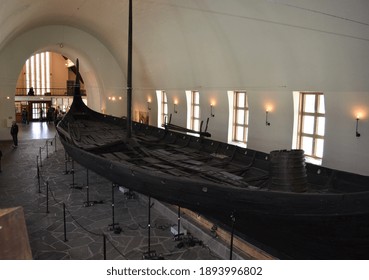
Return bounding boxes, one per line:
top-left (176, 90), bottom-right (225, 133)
top-left (0, 207), bottom-right (32, 259)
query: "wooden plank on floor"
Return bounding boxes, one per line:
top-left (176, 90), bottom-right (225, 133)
top-left (0, 207), bottom-right (32, 259)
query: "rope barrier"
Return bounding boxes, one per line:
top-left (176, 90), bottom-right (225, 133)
top-left (35, 136), bottom-right (216, 260)
top-left (36, 138), bottom-right (128, 260)
top-left (37, 134), bottom-right (58, 168)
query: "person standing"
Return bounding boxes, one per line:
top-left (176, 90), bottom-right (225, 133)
top-left (10, 121), bottom-right (19, 148)
top-left (22, 108), bottom-right (28, 124)
top-left (27, 87), bottom-right (35, 96)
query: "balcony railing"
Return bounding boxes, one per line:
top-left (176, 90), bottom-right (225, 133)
top-left (15, 87), bottom-right (86, 96)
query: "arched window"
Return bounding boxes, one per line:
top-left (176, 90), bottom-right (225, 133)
top-left (25, 52), bottom-right (51, 95)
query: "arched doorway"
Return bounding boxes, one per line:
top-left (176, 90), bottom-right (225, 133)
top-left (15, 52), bottom-right (87, 124)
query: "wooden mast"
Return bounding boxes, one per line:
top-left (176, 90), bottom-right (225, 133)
top-left (126, 0), bottom-right (133, 139)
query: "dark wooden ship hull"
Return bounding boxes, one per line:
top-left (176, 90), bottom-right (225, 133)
top-left (56, 89), bottom-right (369, 259)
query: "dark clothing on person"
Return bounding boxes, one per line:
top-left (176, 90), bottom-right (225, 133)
top-left (10, 123), bottom-right (19, 147)
top-left (47, 107), bottom-right (55, 124)
top-left (28, 87), bottom-right (35, 96)
top-left (40, 108), bottom-right (44, 121)
top-left (0, 149), bottom-right (2, 172)
top-left (22, 109), bottom-right (28, 124)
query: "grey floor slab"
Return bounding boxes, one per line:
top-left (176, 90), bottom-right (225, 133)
top-left (0, 124), bottom-right (222, 260)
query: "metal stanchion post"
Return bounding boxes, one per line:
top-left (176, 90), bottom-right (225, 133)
top-left (148, 196), bottom-right (151, 253)
top-left (71, 160), bottom-right (75, 186)
top-left (46, 141), bottom-right (49, 158)
top-left (63, 203), bottom-right (68, 242)
top-left (143, 196), bottom-right (158, 259)
top-left (175, 206), bottom-right (182, 241)
top-left (83, 169), bottom-right (102, 207)
top-left (70, 160), bottom-right (82, 189)
top-left (178, 206), bottom-right (180, 237)
top-left (37, 156), bottom-right (41, 193)
top-left (111, 183), bottom-right (115, 229)
top-left (64, 152), bottom-right (70, 174)
top-left (39, 147), bottom-right (42, 167)
top-left (85, 169), bottom-right (90, 206)
top-left (108, 183), bottom-right (121, 234)
top-left (229, 212), bottom-right (236, 260)
top-left (46, 181), bottom-right (49, 214)
top-left (103, 234), bottom-right (107, 260)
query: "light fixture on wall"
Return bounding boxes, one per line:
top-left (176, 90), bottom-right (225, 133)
top-left (356, 115), bottom-right (361, 137)
top-left (174, 100), bottom-right (178, 114)
top-left (147, 97), bottom-right (152, 111)
top-left (265, 108), bottom-right (271, 126)
top-left (210, 102), bottom-right (215, 117)
top-left (108, 96), bottom-right (118, 101)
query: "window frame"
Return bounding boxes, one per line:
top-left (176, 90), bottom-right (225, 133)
top-left (232, 91), bottom-right (249, 146)
top-left (26, 52), bottom-right (51, 96)
top-left (161, 90), bottom-right (168, 126)
top-left (297, 92), bottom-right (325, 163)
top-left (190, 91), bottom-right (200, 131)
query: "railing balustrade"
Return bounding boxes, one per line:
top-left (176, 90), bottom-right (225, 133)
top-left (15, 87), bottom-right (86, 96)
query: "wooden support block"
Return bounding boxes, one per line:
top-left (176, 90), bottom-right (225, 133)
top-left (0, 207), bottom-right (32, 260)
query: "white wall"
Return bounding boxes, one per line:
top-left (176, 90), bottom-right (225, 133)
top-left (51, 53), bottom-right (68, 89)
top-left (1, 1), bottom-right (369, 176)
top-left (131, 0), bottom-right (369, 175)
top-left (323, 92), bottom-right (369, 174)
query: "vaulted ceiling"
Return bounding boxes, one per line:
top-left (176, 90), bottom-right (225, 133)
top-left (2, 0), bottom-right (369, 91)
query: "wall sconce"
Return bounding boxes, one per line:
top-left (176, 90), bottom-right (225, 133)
top-left (265, 109), bottom-right (271, 126)
top-left (173, 101), bottom-right (178, 114)
top-left (147, 97), bottom-right (152, 111)
top-left (356, 116), bottom-right (361, 137)
top-left (210, 103), bottom-right (215, 117)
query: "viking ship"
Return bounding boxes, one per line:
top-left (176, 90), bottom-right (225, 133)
top-left (56, 60), bottom-right (369, 259)
top-left (57, 1), bottom-right (369, 260)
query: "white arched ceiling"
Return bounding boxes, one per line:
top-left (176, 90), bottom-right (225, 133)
top-left (121, 0), bottom-right (369, 92)
top-left (1, 0), bottom-right (368, 92)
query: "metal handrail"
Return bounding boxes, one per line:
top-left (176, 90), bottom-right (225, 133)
top-left (15, 87), bottom-right (86, 96)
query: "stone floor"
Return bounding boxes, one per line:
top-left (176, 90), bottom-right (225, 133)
top-left (0, 122), bottom-right (225, 260)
